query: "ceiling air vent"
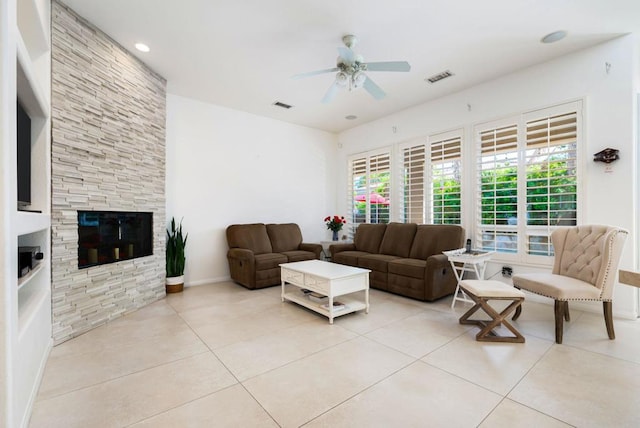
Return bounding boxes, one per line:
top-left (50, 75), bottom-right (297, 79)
top-left (425, 70), bottom-right (454, 84)
top-left (272, 101), bottom-right (293, 109)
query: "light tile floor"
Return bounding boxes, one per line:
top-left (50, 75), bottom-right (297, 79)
top-left (30, 282), bottom-right (640, 427)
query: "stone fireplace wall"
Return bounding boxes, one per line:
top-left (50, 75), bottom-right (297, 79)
top-left (51, 1), bottom-right (167, 344)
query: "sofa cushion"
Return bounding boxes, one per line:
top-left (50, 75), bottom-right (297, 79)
top-left (266, 223), bottom-right (303, 253)
top-left (281, 250), bottom-right (317, 263)
top-left (332, 251), bottom-right (369, 267)
top-left (379, 223), bottom-right (417, 257)
top-left (354, 223), bottom-right (387, 254)
top-left (358, 254), bottom-right (403, 273)
top-left (388, 258), bottom-right (426, 279)
top-left (409, 224), bottom-right (464, 260)
top-left (227, 223), bottom-right (273, 255)
top-left (254, 253), bottom-right (287, 270)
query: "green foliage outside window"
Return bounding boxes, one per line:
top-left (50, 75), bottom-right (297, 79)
top-left (432, 179), bottom-right (461, 224)
top-left (353, 149), bottom-right (575, 235)
top-left (526, 158), bottom-right (577, 226)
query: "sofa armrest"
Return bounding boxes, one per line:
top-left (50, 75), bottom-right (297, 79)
top-left (329, 243), bottom-right (356, 255)
top-left (426, 254), bottom-right (451, 276)
top-left (227, 248), bottom-right (255, 264)
top-left (424, 254), bottom-right (457, 301)
top-left (227, 248), bottom-right (256, 288)
top-left (300, 242), bottom-right (322, 259)
top-left (426, 253), bottom-right (449, 267)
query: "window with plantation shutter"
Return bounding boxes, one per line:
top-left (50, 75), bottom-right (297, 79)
top-left (430, 134), bottom-right (462, 224)
top-left (349, 157), bottom-right (368, 226)
top-left (399, 131), bottom-right (462, 225)
top-left (525, 111), bottom-right (578, 256)
top-left (475, 101), bottom-right (581, 261)
top-left (400, 144), bottom-right (425, 223)
top-left (348, 150), bottom-right (391, 234)
top-left (477, 124), bottom-right (519, 253)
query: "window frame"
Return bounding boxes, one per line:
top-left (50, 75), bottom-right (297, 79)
top-left (347, 147), bottom-right (393, 234)
top-left (397, 138), bottom-right (426, 224)
top-left (397, 129), bottom-right (463, 226)
top-left (473, 101), bottom-right (583, 265)
top-left (428, 129), bottom-right (463, 225)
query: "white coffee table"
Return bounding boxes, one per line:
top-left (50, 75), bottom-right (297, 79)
top-left (280, 260), bottom-right (370, 324)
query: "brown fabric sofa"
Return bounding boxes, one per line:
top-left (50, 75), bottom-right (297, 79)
top-left (330, 223), bottom-right (464, 301)
top-left (226, 223), bottom-right (322, 289)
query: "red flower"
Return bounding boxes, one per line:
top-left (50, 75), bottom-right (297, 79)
top-left (324, 215), bottom-right (346, 231)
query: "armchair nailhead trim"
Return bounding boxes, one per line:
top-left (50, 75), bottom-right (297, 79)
top-left (597, 229), bottom-right (627, 300)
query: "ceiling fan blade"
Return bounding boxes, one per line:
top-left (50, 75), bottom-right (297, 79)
top-left (321, 81), bottom-right (340, 104)
top-left (337, 46), bottom-right (354, 63)
top-left (291, 67), bottom-right (339, 80)
top-left (363, 76), bottom-right (386, 100)
top-left (364, 61), bottom-right (411, 72)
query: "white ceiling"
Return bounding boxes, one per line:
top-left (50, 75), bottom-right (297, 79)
top-left (60, 0), bottom-right (640, 133)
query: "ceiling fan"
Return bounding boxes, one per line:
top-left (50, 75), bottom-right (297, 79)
top-left (292, 34), bottom-right (411, 103)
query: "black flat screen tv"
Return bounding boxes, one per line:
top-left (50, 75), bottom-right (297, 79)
top-left (17, 100), bottom-right (31, 208)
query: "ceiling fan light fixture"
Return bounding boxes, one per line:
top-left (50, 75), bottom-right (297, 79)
top-left (293, 34), bottom-right (410, 102)
top-left (336, 71), bottom-right (349, 87)
top-left (352, 71), bottom-right (366, 88)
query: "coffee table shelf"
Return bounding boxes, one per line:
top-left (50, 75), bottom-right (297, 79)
top-left (280, 260), bottom-right (370, 324)
top-left (282, 292), bottom-right (367, 317)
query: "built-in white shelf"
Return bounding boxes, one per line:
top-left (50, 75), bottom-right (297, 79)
top-left (17, 30), bottom-right (49, 118)
top-left (17, 260), bottom-right (45, 290)
top-left (15, 211), bottom-right (50, 236)
top-left (17, 0), bottom-right (50, 60)
top-left (17, 265), bottom-right (50, 334)
top-left (6, 1), bottom-right (53, 426)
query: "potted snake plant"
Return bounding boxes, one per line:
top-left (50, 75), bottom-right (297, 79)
top-left (166, 217), bottom-right (188, 293)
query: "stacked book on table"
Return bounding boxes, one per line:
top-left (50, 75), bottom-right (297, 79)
top-left (321, 301), bottom-right (347, 311)
top-left (300, 289), bottom-right (348, 311)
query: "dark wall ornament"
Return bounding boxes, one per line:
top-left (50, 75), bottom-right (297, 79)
top-left (593, 148), bottom-right (619, 163)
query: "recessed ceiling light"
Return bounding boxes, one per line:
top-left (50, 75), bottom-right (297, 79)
top-left (345, 115), bottom-right (357, 120)
top-left (135, 43), bottom-right (150, 52)
top-left (541, 31), bottom-right (567, 44)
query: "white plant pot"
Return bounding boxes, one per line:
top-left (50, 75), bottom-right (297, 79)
top-left (165, 275), bottom-right (184, 285)
top-left (165, 275), bottom-right (184, 293)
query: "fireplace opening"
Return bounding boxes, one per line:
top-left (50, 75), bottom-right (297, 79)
top-left (78, 211), bottom-right (153, 268)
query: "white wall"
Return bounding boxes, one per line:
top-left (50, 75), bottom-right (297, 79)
top-left (166, 94), bottom-right (338, 285)
top-left (337, 35), bottom-right (639, 318)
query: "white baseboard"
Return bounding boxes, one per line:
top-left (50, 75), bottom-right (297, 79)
top-left (185, 276), bottom-right (232, 287)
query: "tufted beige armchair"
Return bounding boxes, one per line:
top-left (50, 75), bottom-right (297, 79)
top-left (512, 225), bottom-right (628, 344)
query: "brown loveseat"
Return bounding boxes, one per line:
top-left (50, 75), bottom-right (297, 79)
top-left (330, 223), bottom-right (464, 301)
top-left (226, 223), bottom-right (322, 289)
